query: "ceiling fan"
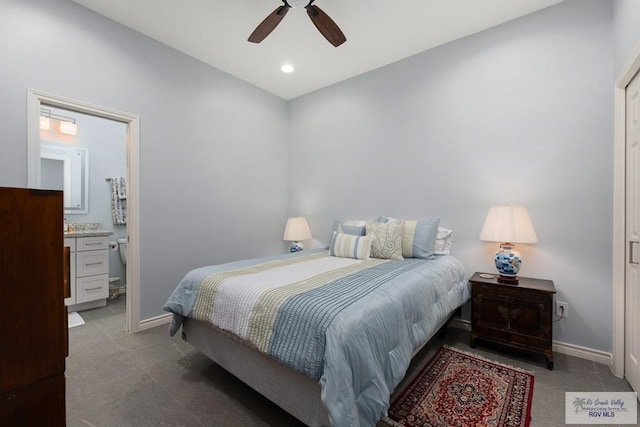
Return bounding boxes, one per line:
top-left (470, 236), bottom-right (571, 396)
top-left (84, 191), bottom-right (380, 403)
top-left (248, 0), bottom-right (346, 47)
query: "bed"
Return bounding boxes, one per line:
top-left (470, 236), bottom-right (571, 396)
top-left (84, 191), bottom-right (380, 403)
top-left (164, 243), bottom-right (469, 427)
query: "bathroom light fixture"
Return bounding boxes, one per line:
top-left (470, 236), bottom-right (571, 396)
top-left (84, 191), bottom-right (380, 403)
top-left (39, 115), bottom-right (50, 130)
top-left (59, 120), bottom-right (77, 135)
top-left (283, 216), bottom-right (312, 252)
top-left (40, 108), bottom-right (78, 135)
top-left (479, 205), bottom-right (538, 284)
top-left (281, 63), bottom-right (294, 73)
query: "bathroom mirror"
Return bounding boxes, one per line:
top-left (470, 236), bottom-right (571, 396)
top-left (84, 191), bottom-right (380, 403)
top-left (40, 142), bottom-right (89, 214)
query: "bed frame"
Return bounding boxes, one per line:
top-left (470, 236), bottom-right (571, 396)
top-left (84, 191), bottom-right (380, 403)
top-left (181, 308), bottom-right (460, 426)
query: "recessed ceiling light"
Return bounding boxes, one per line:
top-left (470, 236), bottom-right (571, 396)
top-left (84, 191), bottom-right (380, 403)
top-left (281, 64), bottom-right (294, 73)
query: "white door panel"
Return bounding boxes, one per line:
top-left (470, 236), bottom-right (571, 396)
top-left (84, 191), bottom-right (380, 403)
top-left (625, 70), bottom-right (640, 397)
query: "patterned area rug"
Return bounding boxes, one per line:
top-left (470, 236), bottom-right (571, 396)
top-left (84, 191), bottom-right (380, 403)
top-left (386, 345), bottom-right (534, 427)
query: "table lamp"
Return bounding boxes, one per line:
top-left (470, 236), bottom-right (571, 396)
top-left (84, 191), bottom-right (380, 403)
top-left (479, 206), bottom-right (538, 284)
top-left (283, 216), bottom-right (312, 252)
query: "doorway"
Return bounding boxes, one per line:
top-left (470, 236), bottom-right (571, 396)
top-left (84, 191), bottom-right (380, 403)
top-left (27, 89), bottom-right (141, 332)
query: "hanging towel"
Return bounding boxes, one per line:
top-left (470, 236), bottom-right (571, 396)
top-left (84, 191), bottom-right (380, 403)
top-left (116, 176), bottom-right (126, 199)
top-left (110, 177), bottom-right (127, 225)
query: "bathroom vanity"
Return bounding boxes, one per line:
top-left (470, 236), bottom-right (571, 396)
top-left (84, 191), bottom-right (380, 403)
top-left (64, 230), bottom-right (112, 311)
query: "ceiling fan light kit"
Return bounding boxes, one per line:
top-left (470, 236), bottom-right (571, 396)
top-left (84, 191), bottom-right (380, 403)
top-left (248, 0), bottom-right (346, 47)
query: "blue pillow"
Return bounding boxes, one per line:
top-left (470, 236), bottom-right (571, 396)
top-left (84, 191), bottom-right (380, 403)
top-left (325, 219), bottom-right (367, 249)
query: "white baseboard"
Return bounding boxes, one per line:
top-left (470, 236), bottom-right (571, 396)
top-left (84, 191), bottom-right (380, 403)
top-left (448, 319), bottom-right (613, 367)
top-left (139, 313), bottom-right (172, 331)
top-left (552, 340), bottom-right (612, 367)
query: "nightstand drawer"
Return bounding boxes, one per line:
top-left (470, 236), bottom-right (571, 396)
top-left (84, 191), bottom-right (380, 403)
top-left (497, 286), bottom-right (521, 298)
top-left (473, 283), bottom-right (497, 295)
top-left (520, 289), bottom-right (552, 302)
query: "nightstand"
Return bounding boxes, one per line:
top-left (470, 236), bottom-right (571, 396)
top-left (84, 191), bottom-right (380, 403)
top-left (469, 272), bottom-right (556, 370)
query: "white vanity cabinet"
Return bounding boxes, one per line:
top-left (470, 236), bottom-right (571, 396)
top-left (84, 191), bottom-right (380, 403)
top-left (65, 235), bottom-right (109, 310)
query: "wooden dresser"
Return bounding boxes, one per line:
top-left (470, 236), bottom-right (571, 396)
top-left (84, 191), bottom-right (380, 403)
top-left (0, 187), bottom-right (68, 426)
top-left (469, 272), bottom-right (556, 369)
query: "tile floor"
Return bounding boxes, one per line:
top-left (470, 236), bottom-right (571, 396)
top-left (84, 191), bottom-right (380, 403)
top-left (66, 300), bottom-right (638, 426)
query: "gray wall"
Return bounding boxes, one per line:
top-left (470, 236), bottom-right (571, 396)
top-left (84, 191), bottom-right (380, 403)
top-left (0, 0), bottom-right (289, 320)
top-left (288, 0), bottom-right (614, 351)
top-left (613, 0), bottom-right (640, 76)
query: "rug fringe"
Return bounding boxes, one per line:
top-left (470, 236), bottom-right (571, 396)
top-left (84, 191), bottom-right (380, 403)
top-left (443, 344), bottom-right (536, 376)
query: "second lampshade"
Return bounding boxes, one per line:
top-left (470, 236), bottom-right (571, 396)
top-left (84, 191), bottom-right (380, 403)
top-left (479, 206), bottom-right (538, 284)
top-left (283, 216), bottom-right (312, 252)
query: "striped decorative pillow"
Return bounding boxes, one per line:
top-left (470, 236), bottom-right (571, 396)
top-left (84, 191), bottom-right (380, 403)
top-left (377, 216), bottom-right (441, 259)
top-left (401, 219), bottom-right (440, 259)
top-left (329, 232), bottom-right (372, 260)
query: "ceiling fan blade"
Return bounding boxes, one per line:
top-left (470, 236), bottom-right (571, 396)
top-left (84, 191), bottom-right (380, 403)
top-left (305, 4), bottom-right (346, 47)
top-left (248, 5), bottom-right (290, 43)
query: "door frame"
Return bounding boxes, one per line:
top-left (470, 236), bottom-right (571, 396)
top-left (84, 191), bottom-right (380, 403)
top-left (27, 89), bottom-right (142, 333)
top-left (613, 47), bottom-right (640, 378)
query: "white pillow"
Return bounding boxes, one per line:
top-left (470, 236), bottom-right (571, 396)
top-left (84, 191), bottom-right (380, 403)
top-left (329, 232), bottom-right (372, 260)
top-left (434, 227), bottom-right (453, 255)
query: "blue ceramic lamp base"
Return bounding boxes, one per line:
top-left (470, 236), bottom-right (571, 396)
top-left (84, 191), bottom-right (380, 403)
top-left (289, 241), bottom-right (304, 252)
top-left (494, 243), bottom-right (521, 284)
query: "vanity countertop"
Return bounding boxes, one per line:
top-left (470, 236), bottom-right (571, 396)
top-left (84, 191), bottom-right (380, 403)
top-left (64, 231), bottom-right (114, 237)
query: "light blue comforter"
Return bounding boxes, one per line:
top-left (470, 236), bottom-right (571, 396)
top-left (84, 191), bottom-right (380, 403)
top-left (164, 249), bottom-right (469, 427)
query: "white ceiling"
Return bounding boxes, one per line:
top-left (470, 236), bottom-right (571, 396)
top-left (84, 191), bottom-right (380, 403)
top-left (71, 0), bottom-right (565, 100)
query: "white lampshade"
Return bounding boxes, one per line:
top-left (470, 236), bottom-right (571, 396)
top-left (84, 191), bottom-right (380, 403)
top-left (480, 206), bottom-right (537, 284)
top-left (479, 206), bottom-right (538, 244)
top-left (283, 217), bottom-right (312, 242)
